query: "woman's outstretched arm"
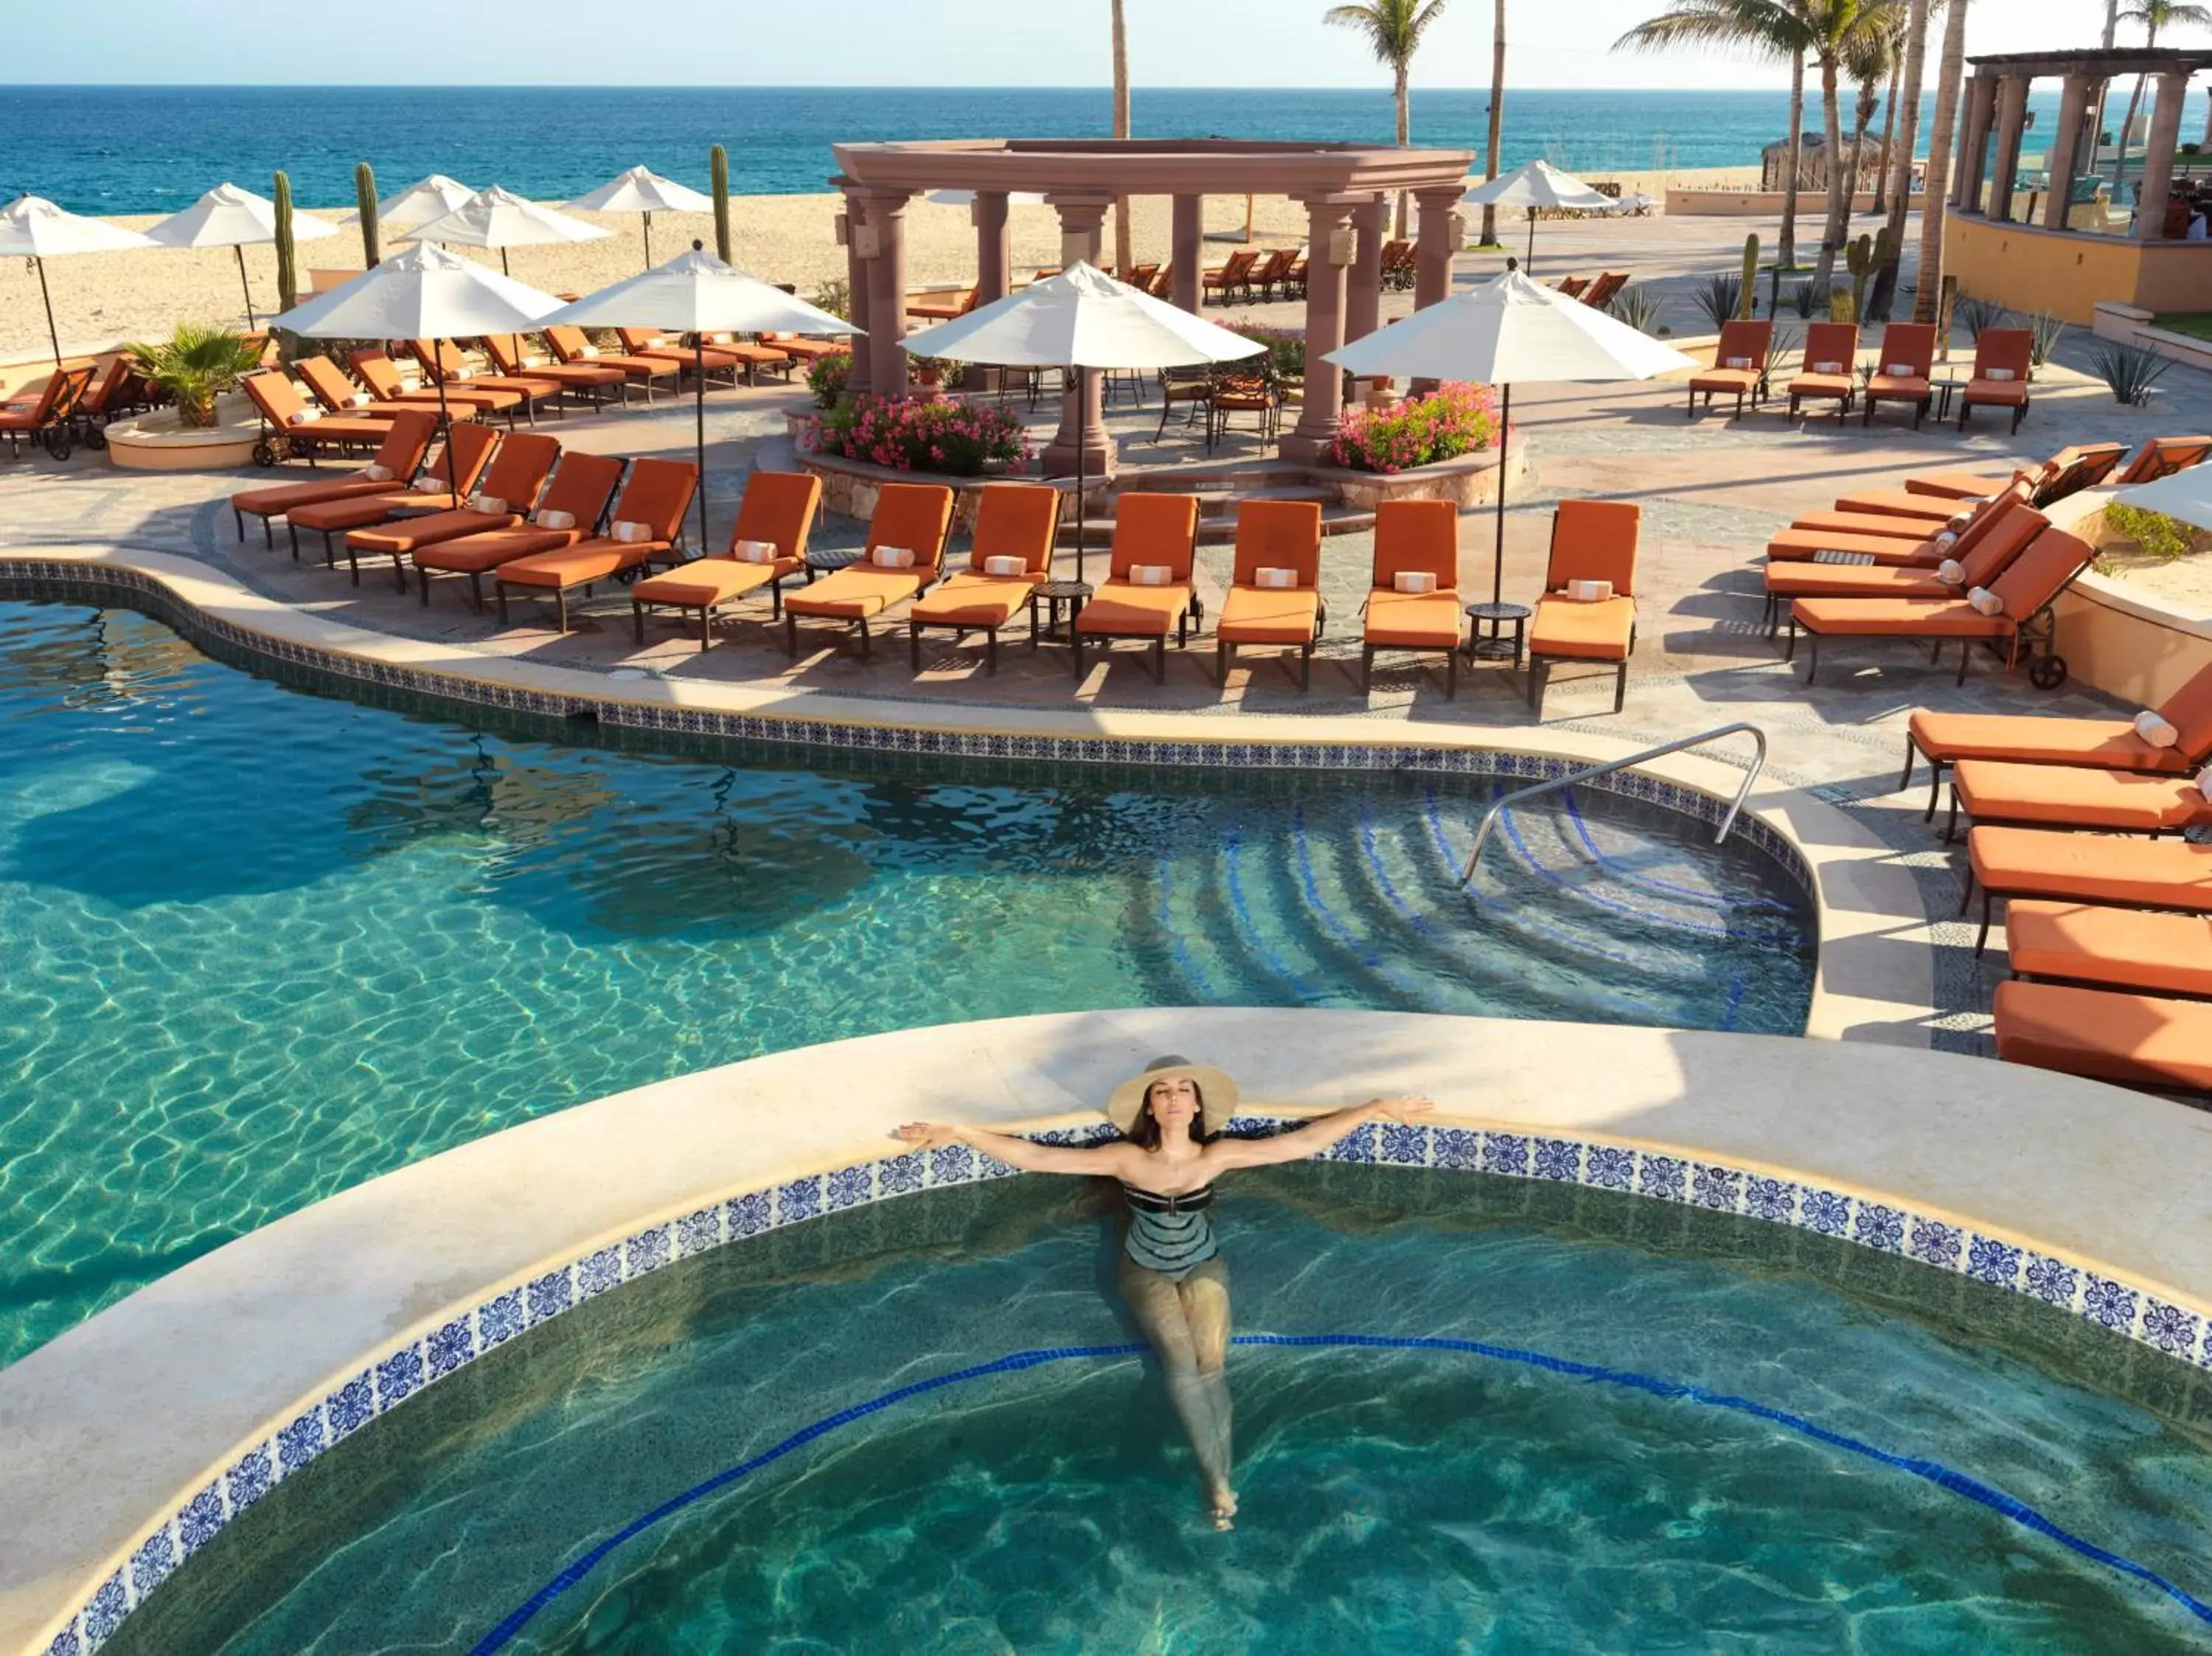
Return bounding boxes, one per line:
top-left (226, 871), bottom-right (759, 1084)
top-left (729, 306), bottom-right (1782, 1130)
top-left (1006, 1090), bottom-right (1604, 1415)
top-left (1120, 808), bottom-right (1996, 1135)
top-left (1207, 1098), bottom-right (1433, 1171)
top-left (895, 1121), bottom-right (1136, 1177)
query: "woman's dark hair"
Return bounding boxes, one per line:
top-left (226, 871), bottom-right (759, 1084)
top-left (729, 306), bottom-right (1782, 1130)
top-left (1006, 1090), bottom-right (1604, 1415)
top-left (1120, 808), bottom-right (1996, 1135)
top-left (1123, 1077), bottom-right (1212, 1150)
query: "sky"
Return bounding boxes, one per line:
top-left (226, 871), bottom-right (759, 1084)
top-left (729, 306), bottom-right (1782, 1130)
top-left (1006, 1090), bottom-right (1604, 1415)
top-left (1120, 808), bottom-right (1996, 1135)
top-left (1, 1), bottom-right (2144, 90)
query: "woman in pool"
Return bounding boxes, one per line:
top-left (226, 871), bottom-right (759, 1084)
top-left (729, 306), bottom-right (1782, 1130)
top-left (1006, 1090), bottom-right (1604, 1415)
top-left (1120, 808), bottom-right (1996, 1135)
top-left (897, 1055), bottom-right (1432, 1530)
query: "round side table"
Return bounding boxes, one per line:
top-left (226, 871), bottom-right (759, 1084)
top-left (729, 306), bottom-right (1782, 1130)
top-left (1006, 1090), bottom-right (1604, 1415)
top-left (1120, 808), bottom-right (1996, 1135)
top-left (1465, 601), bottom-right (1531, 670)
top-left (1032, 578), bottom-right (1093, 644)
top-left (804, 547), bottom-right (864, 580)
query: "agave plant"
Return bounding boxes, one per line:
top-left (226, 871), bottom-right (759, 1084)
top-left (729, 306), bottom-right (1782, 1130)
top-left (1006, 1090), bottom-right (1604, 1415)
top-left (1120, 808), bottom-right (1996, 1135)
top-left (2021, 309), bottom-right (2066, 368)
top-left (1693, 274), bottom-right (1744, 331)
top-left (1786, 280), bottom-right (1818, 319)
top-left (1953, 293), bottom-right (2006, 344)
top-left (124, 323), bottom-right (264, 428)
top-left (1607, 283), bottom-right (1664, 335)
top-left (2084, 340), bottom-right (2174, 407)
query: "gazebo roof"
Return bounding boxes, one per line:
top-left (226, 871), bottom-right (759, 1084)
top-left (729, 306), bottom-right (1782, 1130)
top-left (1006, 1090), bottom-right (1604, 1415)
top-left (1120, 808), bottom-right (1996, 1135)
top-left (1969, 45), bottom-right (2212, 79)
top-left (830, 137), bottom-right (1476, 198)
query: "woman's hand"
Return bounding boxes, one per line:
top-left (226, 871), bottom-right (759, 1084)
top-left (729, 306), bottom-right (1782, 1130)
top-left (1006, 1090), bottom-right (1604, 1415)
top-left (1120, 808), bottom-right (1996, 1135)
top-left (1367, 1096), bottom-right (1435, 1124)
top-left (894, 1122), bottom-right (963, 1149)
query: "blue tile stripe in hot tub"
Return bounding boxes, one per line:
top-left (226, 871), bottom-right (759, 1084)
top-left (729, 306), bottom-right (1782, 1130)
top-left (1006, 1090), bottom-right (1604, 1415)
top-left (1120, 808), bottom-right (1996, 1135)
top-left (40, 1113), bottom-right (2212, 1655)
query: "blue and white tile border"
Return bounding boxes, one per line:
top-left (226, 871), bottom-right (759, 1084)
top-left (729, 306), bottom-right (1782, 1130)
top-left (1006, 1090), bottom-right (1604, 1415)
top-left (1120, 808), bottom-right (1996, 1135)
top-left (36, 1116), bottom-right (2212, 1656)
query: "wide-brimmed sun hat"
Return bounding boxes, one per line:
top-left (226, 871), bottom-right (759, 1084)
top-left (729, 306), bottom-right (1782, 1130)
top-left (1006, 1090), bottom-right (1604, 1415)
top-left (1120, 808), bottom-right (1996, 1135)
top-left (1106, 1054), bottom-right (1241, 1136)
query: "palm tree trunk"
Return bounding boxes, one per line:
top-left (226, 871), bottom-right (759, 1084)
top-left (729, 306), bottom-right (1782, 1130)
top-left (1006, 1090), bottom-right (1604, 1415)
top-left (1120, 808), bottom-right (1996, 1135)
top-left (2114, 73), bottom-right (2150, 193)
top-left (1812, 55), bottom-right (1848, 296)
top-left (1780, 53), bottom-right (1806, 268)
top-left (1870, 0), bottom-right (1931, 321)
top-left (1871, 58), bottom-right (1900, 216)
top-left (1483, 0), bottom-right (1507, 247)
top-left (1913, 0), bottom-right (1971, 325)
top-left (1111, 0), bottom-right (1132, 273)
top-left (1394, 66), bottom-right (1412, 238)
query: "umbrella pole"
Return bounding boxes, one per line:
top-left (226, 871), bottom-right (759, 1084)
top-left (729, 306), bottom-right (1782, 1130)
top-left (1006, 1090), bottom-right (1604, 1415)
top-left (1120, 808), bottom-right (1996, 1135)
top-left (1074, 363), bottom-right (1086, 585)
top-left (1526, 213), bottom-right (1535, 273)
top-left (1492, 382), bottom-right (1511, 607)
top-left (235, 245), bottom-right (256, 330)
top-left (436, 353), bottom-right (459, 512)
top-left (35, 257), bottom-right (60, 368)
top-left (643, 212), bottom-right (653, 271)
top-left (501, 248), bottom-right (512, 279)
top-left (694, 333), bottom-right (709, 555)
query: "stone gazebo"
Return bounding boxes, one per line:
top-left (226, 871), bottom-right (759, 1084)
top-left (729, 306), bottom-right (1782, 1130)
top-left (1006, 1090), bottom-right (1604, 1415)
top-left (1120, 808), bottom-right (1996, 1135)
top-left (828, 139), bottom-right (1476, 470)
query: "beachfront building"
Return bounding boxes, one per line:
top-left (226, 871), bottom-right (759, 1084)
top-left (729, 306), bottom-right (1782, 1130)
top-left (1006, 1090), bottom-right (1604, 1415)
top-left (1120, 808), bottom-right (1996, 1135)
top-left (1946, 46), bottom-right (2212, 325)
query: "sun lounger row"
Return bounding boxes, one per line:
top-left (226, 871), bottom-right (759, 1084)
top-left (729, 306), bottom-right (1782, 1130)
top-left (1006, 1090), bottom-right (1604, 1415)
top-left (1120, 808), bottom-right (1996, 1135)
top-left (1553, 272), bottom-right (1630, 309)
top-left (1690, 321), bottom-right (2036, 431)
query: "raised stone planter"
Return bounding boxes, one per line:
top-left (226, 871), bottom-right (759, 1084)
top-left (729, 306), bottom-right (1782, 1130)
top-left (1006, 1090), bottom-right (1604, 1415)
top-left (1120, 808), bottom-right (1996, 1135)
top-left (799, 448), bottom-right (1108, 534)
top-left (1304, 431), bottom-right (1528, 512)
top-left (103, 390), bottom-right (262, 472)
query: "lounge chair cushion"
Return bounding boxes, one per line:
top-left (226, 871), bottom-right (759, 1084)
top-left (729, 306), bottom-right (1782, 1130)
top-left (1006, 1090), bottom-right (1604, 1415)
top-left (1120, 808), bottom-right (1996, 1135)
top-left (1788, 372), bottom-right (1854, 399)
top-left (414, 526), bottom-right (581, 574)
top-left (499, 538), bottom-right (664, 590)
top-left (1765, 528), bottom-right (1938, 565)
top-left (1966, 378), bottom-right (2031, 407)
top-left (1077, 582), bottom-right (1192, 637)
top-left (1869, 375), bottom-right (1931, 399)
top-left (1690, 368), bottom-right (1759, 394)
top-left (908, 574), bottom-right (1036, 628)
top-left (1906, 468), bottom-right (2023, 500)
top-left (347, 507), bottom-right (518, 556)
top-left (1952, 759), bottom-right (2212, 832)
top-left (784, 567), bottom-right (927, 619)
top-left (1968, 825), bottom-right (2212, 911)
top-left (1907, 710), bottom-right (2193, 774)
top-left (1764, 562), bottom-right (1952, 599)
top-left (1788, 596), bottom-right (2003, 637)
top-left (232, 476), bottom-right (411, 517)
top-left (1992, 980), bottom-right (2212, 1092)
top-left (2006, 901), bottom-right (2212, 998)
top-left (1530, 594), bottom-right (1635, 661)
top-left (1363, 589), bottom-right (1461, 649)
top-left (1826, 490), bottom-right (1958, 521)
top-left (632, 557), bottom-right (793, 608)
top-left (285, 491), bottom-right (416, 533)
top-left (1217, 585), bottom-right (1321, 645)
top-left (1787, 510), bottom-right (1941, 541)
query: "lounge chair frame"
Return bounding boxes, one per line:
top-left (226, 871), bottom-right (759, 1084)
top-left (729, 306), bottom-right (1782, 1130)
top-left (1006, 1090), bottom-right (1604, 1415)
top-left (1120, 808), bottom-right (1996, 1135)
top-left (1070, 594), bottom-right (1203, 684)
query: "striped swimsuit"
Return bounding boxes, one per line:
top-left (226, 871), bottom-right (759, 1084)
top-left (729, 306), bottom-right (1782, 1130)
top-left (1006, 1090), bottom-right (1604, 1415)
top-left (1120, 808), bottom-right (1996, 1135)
top-left (1120, 1181), bottom-right (1219, 1281)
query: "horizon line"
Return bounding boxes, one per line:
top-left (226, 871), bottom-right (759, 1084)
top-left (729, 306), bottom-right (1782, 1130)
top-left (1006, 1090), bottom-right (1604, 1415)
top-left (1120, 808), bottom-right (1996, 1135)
top-left (0, 81), bottom-right (1814, 94)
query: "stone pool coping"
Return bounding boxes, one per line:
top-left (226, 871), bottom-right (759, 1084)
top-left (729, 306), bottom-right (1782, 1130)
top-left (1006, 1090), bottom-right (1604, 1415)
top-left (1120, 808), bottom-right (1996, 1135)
top-left (0, 542), bottom-right (1937, 1046)
top-left (4, 1009), bottom-right (2211, 1656)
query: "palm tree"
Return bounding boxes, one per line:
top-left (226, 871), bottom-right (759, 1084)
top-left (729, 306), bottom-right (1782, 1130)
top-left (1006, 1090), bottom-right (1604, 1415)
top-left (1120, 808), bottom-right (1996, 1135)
top-left (2110, 1), bottom-right (2212, 192)
top-left (1801, 1), bottom-right (1910, 297)
top-left (1324, 0), bottom-right (1453, 237)
top-left (1846, 11), bottom-right (1903, 219)
top-left (1868, 0), bottom-right (1934, 319)
top-left (1111, 0), bottom-right (1133, 272)
top-left (1912, 0), bottom-right (1969, 324)
top-left (1615, 1), bottom-right (1818, 271)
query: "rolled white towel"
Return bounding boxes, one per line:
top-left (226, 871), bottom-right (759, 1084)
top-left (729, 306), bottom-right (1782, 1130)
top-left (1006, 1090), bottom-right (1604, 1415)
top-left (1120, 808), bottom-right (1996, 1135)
top-left (981, 554), bottom-right (1026, 576)
top-left (410, 476), bottom-right (451, 495)
top-left (1566, 578), bottom-right (1614, 603)
top-left (1936, 558), bottom-right (1968, 586)
top-left (870, 544), bottom-right (917, 568)
top-left (1129, 563), bottom-right (1173, 586)
top-left (611, 520), bottom-right (653, 545)
top-left (1812, 360), bottom-right (1843, 374)
top-left (532, 508), bottom-right (576, 530)
top-left (1986, 367), bottom-right (2017, 382)
top-left (1936, 531), bottom-right (1959, 549)
top-left (466, 493), bottom-right (507, 515)
top-left (2136, 709), bottom-right (2181, 748)
top-left (1884, 361), bottom-right (1916, 377)
top-left (1392, 570), bottom-right (1437, 594)
top-left (1966, 585), bottom-right (2004, 616)
top-left (735, 538), bottom-right (780, 564)
top-left (286, 408), bottom-right (321, 427)
top-left (362, 463), bottom-right (394, 482)
top-left (1946, 514), bottom-right (1972, 532)
top-left (579, 345), bottom-right (600, 358)
top-left (1254, 566), bottom-right (1298, 589)
top-left (1724, 355), bottom-right (1752, 369)
top-left (349, 392), bottom-right (371, 408)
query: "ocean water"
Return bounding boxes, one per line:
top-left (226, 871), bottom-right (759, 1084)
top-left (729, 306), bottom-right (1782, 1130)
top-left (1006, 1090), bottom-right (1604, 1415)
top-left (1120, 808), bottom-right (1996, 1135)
top-left (0, 83), bottom-right (2125, 217)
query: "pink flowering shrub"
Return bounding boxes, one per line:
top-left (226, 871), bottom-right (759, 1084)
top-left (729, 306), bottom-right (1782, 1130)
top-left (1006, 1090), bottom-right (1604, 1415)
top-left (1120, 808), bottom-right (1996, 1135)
top-left (804, 395), bottom-right (1031, 476)
top-left (1327, 382), bottom-right (1499, 475)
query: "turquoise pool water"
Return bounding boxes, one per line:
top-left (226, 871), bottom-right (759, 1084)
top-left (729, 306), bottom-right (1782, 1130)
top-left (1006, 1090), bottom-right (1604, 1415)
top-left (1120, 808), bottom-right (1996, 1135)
top-left (104, 1169), bottom-right (2212, 1654)
top-left (0, 599), bottom-right (1813, 1365)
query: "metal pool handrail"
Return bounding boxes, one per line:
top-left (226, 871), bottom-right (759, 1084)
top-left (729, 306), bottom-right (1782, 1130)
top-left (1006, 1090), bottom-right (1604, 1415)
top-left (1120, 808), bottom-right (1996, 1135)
top-left (1459, 723), bottom-right (1769, 886)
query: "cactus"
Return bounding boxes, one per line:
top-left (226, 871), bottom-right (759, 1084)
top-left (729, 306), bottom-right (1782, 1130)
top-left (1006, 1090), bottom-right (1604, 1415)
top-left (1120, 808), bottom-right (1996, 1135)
top-left (711, 144), bottom-right (732, 263)
top-left (1846, 226), bottom-right (1893, 321)
top-left (1829, 285), bottom-right (1856, 326)
top-left (273, 170), bottom-right (297, 316)
top-left (1739, 233), bottom-right (1760, 319)
top-left (355, 162), bottom-right (380, 268)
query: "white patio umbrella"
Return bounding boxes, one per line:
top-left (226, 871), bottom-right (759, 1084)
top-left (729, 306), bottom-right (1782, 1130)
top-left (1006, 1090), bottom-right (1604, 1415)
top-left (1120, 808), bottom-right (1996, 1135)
top-left (0, 195), bottom-right (157, 366)
top-left (566, 166), bottom-right (715, 269)
top-left (1328, 264), bottom-right (1694, 625)
top-left (145, 183), bottom-right (341, 329)
top-left (1463, 159), bottom-right (1616, 272)
top-left (270, 240), bottom-right (561, 509)
top-left (340, 173), bottom-right (475, 236)
top-left (403, 186), bottom-right (611, 277)
top-left (923, 189), bottom-right (1050, 207)
top-left (903, 261), bottom-right (1264, 582)
top-left (543, 242), bottom-right (857, 550)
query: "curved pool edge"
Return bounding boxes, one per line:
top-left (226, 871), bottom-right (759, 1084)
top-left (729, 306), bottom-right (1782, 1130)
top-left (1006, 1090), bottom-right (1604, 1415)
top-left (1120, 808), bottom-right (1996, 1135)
top-left (0, 543), bottom-right (1933, 1046)
top-left (6, 1009), bottom-right (2211, 1656)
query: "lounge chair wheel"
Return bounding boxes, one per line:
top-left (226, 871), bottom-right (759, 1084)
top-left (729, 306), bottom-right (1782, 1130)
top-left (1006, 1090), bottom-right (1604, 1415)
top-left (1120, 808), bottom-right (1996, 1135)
top-left (251, 440), bottom-right (276, 468)
top-left (83, 424), bottom-right (106, 453)
top-left (2028, 654), bottom-right (2068, 691)
top-left (44, 429), bottom-right (72, 462)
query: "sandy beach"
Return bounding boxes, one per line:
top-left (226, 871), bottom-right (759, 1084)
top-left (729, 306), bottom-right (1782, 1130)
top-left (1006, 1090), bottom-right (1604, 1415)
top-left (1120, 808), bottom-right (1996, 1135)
top-left (0, 165), bottom-right (1757, 366)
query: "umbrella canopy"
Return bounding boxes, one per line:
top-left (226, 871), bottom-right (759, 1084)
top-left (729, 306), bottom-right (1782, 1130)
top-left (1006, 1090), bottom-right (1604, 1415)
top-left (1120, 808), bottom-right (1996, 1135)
top-left (924, 189), bottom-right (1049, 207)
top-left (339, 173), bottom-right (475, 233)
top-left (544, 244), bottom-right (857, 551)
top-left (567, 166), bottom-right (715, 268)
top-left (905, 262), bottom-right (1263, 582)
top-left (2111, 465), bottom-right (2212, 529)
top-left (1326, 267), bottom-right (1694, 611)
top-left (1463, 159), bottom-right (1617, 269)
top-left (145, 183), bottom-right (340, 329)
top-left (0, 194), bottom-right (158, 365)
top-left (403, 186), bottom-right (610, 276)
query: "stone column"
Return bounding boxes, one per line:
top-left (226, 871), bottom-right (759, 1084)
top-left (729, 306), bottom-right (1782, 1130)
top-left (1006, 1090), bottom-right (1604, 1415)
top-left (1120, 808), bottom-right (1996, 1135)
top-left (857, 187), bottom-right (911, 398)
top-left (1957, 74), bottom-right (1999, 215)
top-left (2136, 71), bottom-right (2194, 241)
top-left (1412, 187), bottom-right (1459, 312)
top-left (1171, 193), bottom-right (1203, 313)
top-left (841, 188), bottom-right (872, 397)
top-left (975, 191), bottom-right (1012, 303)
top-left (1346, 192), bottom-right (1388, 346)
top-left (1043, 193), bottom-right (1114, 477)
top-left (2045, 73), bottom-right (2096, 231)
top-left (1280, 194), bottom-right (1360, 464)
top-left (1988, 76), bottom-right (2031, 224)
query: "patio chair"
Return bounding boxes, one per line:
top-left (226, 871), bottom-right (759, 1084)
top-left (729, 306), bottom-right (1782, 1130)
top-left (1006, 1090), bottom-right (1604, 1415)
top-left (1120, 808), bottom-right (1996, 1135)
top-left (612, 327), bottom-right (748, 389)
top-left (1281, 253), bottom-right (1308, 299)
top-left (1786, 322), bottom-right (1859, 420)
top-left (782, 481), bottom-right (953, 660)
top-left (1244, 249), bottom-right (1294, 302)
top-left (1157, 366), bottom-right (1215, 443)
top-left (495, 456), bottom-right (700, 632)
top-left (1761, 500), bottom-right (2048, 633)
top-left (484, 333), bottom-right (626, 408)
top-left (1860, 321), bottom-right (1938, 427)
top-left (342, 431), bottom-right (560, 591)
top-left (905, 481), bottom-right (1061, 673)
top-left (67, 355), bottom-right (136, 447)
top-left (240, 370), bottom-right (394, 467)
top-left (1993, 980), bottom-right (2212, 1096)
top-left (349, 350), bottom-right (526, 422)
top-left (293, 354), bottom-right (448, 421)
top-left (1687, 320), bottom-right (1774, 419)
top-left (1765, 478), bottom-right (2034, 566)
top-left (1216, 500), bottom-right (1326, 690)
top-left (1901, 440), bottom-right (2132, 505)
top-left (1380, 240), bottom-right (1416, 291)
top-left (2003, 900), bottom-right (2212, 1000)
top-left (1072, 493), bottom-right (1203, 683)
top-left (411, 451), bottom-right (626, 610)
top-left (630, 470), bottom-right (823, 650)
top-left (410, 341), bottom-right (566, 420)
top-left (1785, 524), bottom-right (2096, 686)
top-left (228, 410), bottom-right (437, 546)
top-left (1528, 500), bottom-right (1641, 714)
top-left (542, 326), bottom-right (680, 402)
top-left (0, 363), bottom-right (94, 461)
top-left (1201, 250), bottom-right (1259, 306)
top-left (1582, 271), bottom-right (1630, 310)
top-left (1209, 369), bottom-right (1279, 449)
top-left (1361, 498), bottom-right (1462, 697)
top-left (283, 420), bottom-right (501, 566)
top-left (1958, 327), bottom-right (2035, 434)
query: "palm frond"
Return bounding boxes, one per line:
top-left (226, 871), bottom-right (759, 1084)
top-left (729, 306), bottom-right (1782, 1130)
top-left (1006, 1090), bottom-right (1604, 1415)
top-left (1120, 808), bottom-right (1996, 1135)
top-left (1614, 0), bottom-right (1816, 59)
top-left (1324, 0), bottom-right (1450, 64)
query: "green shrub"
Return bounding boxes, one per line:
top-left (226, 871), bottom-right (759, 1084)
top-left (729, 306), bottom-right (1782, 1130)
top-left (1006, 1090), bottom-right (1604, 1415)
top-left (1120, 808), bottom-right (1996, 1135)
top-left (806, 352), bottom-right (852, 409)
top-left (2104, 502), bottom-right (2194, 563)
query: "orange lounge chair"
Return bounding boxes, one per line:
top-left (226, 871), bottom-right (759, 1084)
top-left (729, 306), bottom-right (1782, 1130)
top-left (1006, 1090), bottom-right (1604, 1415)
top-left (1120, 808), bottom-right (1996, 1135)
top-left (1760, 500), bottom-right (2047, 631)
top-left (293, 355), bottom-right (447, 422)
top-left (1217, 499), bottom-right (1326, 689)
top-left (342, 431), bottom-right (560, 590)
top-left (2005, 900), bottom-right (2212, 1001)
top-left (1786, 322), bottom-right (1859, 420)
top-left (904, 481), bottom-right (1060, 672)
top-left (1362, 498), bottom-right (1462, 696)
top-left (484, 333), bottom-right (626, 407)
top-left (1528, 500), bottom-right (1639, 714)
top-left (411, 341), bottom-right (563, 421)
top-left (759, 330), bottom-right (846, 365)
top-left (1765, 479), bottom-right (2034, 568)
top-left (1688, 319), bottom-right (1773, 419)
top-left (1902, 658), bottom-right (2212, 819)
top-left (1554, 276), bottom-right (1590, 300)
top-left (1965, 824), bottom-right (2212, 953)
top-left (630, 470), bottom-right (823, 649)
top-left (1201, 250), bottom-right (1259, 305)
top-left (228, 410), bottom-right (438, 547)
top-left (613, 327), bottom-right (749, 387)
top-left (782, 481), bottom-right (953, 660)
top-left (1992, 979), bottom-right (2212, 1096)
top-left (496, 456), bottom-right (699, 632)
top-left (701, 330), bottom-right (793, 380)
top-left (241, 371), bottom-right (394, 465)
top-left (350, 350), bottom-right (524, 420)
top-left (1582, 271), bottom-right (1630, 310)
top-left (284, 420), bottom-right (501, 564)
top-left (908, 286), bottom-right (978, 323)
top-left (1947, 759), bottom-right (2212, 841)
top-left (412, 451), bottom-right (625, 610)
top-left (1958, 327), bottom-right (2034, 434)
top-left (0, 363), bottom-right (94, 460)
top-left (2112, 434), bottom-right (2212, 487)
top-left (1072, 494), bottom-right (1203, 683)
top-left (1902, 440), bottom-right (2132, 505)
top-left (1860, 321), bottom-right (1937, 428)
top-left (544, 326), bottom-right (679, 400)
top-left (1786, 525), bottom-right (2094, 686)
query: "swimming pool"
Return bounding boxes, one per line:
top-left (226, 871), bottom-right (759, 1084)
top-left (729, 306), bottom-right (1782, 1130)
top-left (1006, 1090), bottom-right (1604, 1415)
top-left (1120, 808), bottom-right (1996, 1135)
top-left (97, 1165), bottom-right (2212, 1654)
top-left (0, 597), bottom-right (1814, 1365)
